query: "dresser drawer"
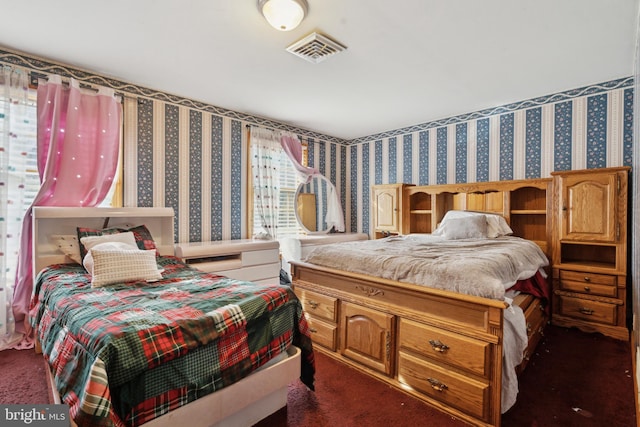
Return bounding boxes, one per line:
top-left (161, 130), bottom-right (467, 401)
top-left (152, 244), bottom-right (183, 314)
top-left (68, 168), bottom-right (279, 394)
top-left (398, 351), bottom-right (489, 421)
top-left (305, 316), bottom-right (338, 351)
top-left (558, 295), bottom-right (616, 325)
top-left (294, 288), bottom-right (338, 322)
top-left (559, 270), bottom-right (617, 299)
top-left (398, 318), bottom-right (489, 377)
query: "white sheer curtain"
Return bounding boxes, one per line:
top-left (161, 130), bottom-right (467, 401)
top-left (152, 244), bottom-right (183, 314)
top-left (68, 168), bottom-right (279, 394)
top-left (0, 66), bottom-right (36, 348)
top-left (250, 126), bottom-right (283, 239)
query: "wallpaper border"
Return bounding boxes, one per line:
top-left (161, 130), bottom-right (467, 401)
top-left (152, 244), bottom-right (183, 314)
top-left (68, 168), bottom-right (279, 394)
top-left (349, 77), bottom-right (634, 145)
top-left (0, 46), bottom-right (633, 147)
top-left (0, 46), bottom-right (347, 144)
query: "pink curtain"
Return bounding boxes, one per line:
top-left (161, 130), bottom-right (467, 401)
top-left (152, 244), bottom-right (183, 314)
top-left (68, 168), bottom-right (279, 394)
top-left (280, 135), bottom-right (318, 183)
top-left (12, 75), bottom-right (121, 338)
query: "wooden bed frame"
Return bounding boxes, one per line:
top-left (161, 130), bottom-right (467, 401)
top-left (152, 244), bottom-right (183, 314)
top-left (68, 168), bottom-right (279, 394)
top-left (291, 178), bottom-right (553, 427)
top-left (32, 207), bottom-right (301, 427)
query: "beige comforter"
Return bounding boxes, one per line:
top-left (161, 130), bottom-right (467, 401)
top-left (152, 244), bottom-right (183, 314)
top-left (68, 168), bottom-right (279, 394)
top-left (302, 234), bottom-right (549, 300)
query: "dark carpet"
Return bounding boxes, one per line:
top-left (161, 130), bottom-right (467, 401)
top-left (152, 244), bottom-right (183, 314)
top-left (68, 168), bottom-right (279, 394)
top-left (0, 325), bottom-right (635, 427)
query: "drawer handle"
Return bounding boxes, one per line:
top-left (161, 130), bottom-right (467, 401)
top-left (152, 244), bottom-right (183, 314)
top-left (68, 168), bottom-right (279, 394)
top-left (308, 300), bottom-right (320, 309)
top-left (309, 327), bottom-right (318, 333)
top-left (526, 322), bottom-right (532, 333)
top-left (583, 276), bottom-right (591, 282)
top-left (427, 378), bottom-right (448, 392)
top-left (579, 307), bottom-right (594, 315)
top-left (429, 339), bottom-right (450, 353)
top-left (584, 286), bottom-right (591, 292)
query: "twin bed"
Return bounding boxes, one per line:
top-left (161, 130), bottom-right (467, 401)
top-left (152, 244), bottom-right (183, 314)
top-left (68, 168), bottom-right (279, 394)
top-left (30, 207), bottom-right (314, 427)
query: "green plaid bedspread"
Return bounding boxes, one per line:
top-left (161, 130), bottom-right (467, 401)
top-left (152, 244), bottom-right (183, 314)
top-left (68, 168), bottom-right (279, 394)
top-left (29, 256), bottom-right (315, 427)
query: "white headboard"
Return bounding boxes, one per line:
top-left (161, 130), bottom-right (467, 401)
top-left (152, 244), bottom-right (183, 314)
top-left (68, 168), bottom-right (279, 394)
top-left (32, 207), bottom-right (175, 276)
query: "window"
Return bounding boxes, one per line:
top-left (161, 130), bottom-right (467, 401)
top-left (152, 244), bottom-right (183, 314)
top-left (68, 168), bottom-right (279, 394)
top-left (0, 82), bottom-right (38, 290)
top-left (249, 128), bottom-right (307, 240)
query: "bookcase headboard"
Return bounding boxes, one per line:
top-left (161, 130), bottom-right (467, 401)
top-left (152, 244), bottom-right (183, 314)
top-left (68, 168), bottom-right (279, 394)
top-left (405, 178), bottom-right (552, 255)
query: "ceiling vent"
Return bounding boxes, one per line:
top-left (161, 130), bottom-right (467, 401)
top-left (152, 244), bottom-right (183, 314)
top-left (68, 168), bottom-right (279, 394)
top-left (286, 32), bottom-right (346, 64)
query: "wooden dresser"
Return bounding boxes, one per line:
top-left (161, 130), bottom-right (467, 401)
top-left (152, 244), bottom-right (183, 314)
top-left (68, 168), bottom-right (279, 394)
top-left (550, 166), bottom-right (630, 341)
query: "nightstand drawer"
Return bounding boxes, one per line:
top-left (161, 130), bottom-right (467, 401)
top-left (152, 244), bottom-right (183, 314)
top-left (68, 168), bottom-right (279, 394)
top-left (559, 270), bottom-right (616, 286)
top-left (398, 318), bottom-right (489, 378)
top-left (558, 270), bottom-right (617, 298)
top-left (294, 289), bottom-right (337, 322)
top-left (305, 317), bottom-right (337, 350)
top-left (558, 295), bottom-right (616, 325)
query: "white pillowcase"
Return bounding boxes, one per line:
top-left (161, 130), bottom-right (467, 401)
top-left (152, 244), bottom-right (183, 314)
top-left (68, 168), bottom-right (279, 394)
top-left (86, 243), bottom-right (163, 288)
top-left (83, 241), bottom-right (137, 275)
top-left (433, 210), bottom-right (513, 238)
top-left (440, 215), bottom-right (488, 240)
top-left (80, 232), bottom-right (138, 252)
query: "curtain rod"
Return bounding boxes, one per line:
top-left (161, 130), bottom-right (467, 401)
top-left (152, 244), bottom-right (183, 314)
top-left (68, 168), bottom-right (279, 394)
top-left (28, 71), bottom-right (124, 101)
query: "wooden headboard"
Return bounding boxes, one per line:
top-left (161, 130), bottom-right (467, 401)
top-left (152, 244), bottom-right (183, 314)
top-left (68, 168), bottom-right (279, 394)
top-left (405, 178), bottom-right (552, 255)
top-left (32, 207), bottom-right (175, 276)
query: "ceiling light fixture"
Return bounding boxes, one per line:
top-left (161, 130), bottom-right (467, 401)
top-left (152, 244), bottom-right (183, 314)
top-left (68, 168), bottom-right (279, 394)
top-left (258, 0), bottom-right (308, 32)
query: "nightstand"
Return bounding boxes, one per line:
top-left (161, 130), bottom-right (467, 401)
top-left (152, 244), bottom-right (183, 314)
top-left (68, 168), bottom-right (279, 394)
top-left (550, 167), bottom-right (630, 340)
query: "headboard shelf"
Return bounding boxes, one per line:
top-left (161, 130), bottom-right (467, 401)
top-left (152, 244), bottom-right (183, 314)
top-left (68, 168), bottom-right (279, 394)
top-left (32, 207), bottom-right (175, 277)
top-left (401, 177), bottom-right (553, 256)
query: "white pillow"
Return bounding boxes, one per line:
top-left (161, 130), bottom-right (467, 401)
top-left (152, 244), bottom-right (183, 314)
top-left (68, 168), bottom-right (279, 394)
top-left (484, 213), bottom-right (513, 238)
top-left (433, 210), bottom-right (513, 238)
top-left (51, 234), bottom-right (83, 264)
top-left (80, 232), bottom-right (137, 252)
top-left (83, 241), bottom-right (138, 275)
top-left (87, 244), bottom-right (163, 288)
top-left (441, 215), bottom-right (488, 240)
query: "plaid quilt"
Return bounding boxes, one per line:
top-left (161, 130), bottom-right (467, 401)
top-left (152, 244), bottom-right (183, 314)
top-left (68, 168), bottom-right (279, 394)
top-left (29, 256), bottom-right (315, 427)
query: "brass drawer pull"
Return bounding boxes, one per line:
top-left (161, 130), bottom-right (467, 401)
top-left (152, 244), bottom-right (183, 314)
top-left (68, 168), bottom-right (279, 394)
top-left (579, 307), bottom-right (594, 315)
top-left (309, 327), bottom-right (318, 333)
top-left (584, 286), bottom-right (591, 292)
top-left (583, 276), bottom-right (591, 282)
top-left (307, 300), bottom-right (320, 309)
top-left (427, 377), bottom-right (448, 392)
top-left (429, 339), bottom-right (450, 353)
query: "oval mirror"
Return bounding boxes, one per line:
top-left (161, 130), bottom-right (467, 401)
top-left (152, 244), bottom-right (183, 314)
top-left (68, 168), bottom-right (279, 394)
top-left (295, 175), bottom-right (332, 234)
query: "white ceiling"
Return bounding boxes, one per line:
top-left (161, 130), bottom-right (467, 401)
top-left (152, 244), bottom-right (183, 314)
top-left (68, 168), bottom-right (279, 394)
top-left (0, 0), bottom-right (637, 141)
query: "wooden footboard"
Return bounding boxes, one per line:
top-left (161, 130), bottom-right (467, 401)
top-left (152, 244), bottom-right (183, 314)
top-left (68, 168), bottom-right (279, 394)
top-left (292, 260), bottom-right (546, 427)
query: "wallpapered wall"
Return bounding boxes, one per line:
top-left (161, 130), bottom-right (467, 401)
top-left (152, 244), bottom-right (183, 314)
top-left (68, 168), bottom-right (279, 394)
top-left (347, 78), bottom-right (634, 235)
top-left (0, 48), bottom-right (633, 242)
top-left (122, 97), bottom-right (346, 243)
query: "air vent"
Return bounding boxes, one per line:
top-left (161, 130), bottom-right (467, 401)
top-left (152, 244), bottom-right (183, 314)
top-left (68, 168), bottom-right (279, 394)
top-left (286, 32), bottom-right (346, 64)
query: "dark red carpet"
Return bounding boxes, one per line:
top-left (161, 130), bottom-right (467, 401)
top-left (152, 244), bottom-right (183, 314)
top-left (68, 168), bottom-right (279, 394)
top-left (0, 325), bottom-right (635, 427)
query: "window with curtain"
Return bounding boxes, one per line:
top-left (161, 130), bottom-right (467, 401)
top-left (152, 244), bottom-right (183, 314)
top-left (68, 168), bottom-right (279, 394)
top-left (249, 127), bottom-right (307, 240)
top-left (0, 70), bottom-right (122, 293)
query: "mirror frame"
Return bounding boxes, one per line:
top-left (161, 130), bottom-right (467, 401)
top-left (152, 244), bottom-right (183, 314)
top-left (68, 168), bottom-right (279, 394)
top-left (294, 174), bottom-right (332, 234)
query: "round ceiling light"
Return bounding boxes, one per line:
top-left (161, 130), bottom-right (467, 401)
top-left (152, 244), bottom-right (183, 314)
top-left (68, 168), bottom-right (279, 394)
top-left (258, 0), bottom-right (309, 32)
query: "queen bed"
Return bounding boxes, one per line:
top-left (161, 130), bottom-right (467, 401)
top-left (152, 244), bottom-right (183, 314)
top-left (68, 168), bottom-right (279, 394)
top-left (290, 178), bottom-right (553, 427)
top-left (30, 207), bottom-right (315, 427)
